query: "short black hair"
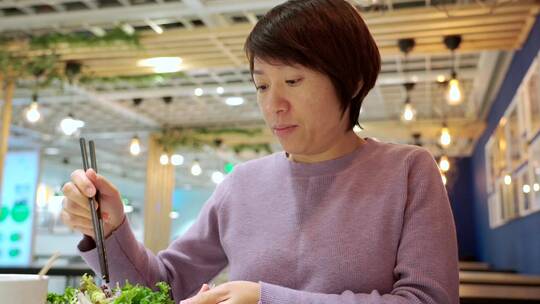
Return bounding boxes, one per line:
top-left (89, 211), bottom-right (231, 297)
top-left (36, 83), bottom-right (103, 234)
top-left (245, 0), bottom-right (381, 130)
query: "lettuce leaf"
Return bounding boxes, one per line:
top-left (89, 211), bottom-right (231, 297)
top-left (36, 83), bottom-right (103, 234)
top-left (47, 275), bottom-right (173, 304)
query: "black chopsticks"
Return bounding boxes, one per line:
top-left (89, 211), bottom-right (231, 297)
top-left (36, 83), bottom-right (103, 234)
top-left (79, 138), bottom-right (110, 285)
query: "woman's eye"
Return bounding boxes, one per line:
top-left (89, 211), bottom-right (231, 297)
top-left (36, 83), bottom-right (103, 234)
top-left (256, 84), bottom-right (268, 92)
top-left (286, 78), bottom-right (302, 86)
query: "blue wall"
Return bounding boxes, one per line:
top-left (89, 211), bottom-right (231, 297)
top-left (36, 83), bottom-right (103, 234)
top-left (471, 15), bottom-right (540, 274)
top-left (446, 157), bottom-right (478, 261)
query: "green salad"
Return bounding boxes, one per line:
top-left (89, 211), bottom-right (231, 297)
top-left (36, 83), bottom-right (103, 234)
top-left (47, 274), bottom-right (174, 304)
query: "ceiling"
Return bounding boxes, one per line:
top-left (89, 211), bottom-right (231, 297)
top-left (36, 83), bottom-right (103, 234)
top-left (2, 0), bottom-right (539, 188)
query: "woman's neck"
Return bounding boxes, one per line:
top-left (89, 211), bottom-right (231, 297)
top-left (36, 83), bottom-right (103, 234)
top-left (287, 132), bottom-right (365, 163)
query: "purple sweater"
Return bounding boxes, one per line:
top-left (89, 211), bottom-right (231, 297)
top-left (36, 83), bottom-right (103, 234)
top-left (80, 138), bottom-right (459, 303)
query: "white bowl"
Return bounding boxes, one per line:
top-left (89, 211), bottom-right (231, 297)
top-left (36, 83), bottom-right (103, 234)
top-left (0, 274), bottom-right (49, 304)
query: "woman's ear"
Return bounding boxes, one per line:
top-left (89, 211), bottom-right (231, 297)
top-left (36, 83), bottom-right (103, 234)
top-left (353, 80), bottom-right (364, 98)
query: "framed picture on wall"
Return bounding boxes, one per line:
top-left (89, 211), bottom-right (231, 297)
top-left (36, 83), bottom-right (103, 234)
top-left (499, 175), bottom-right (517, 221)
top-left (515, 165), bottom-right (534, 216)
top-left (505, 95), bottom-right (527, 170)
top-left (485, 138), bottom-right (496, 194)
top-left (523, 56), bottom-right (540, 142)
top-left (494, 123), bottom-right (508, 179)
top-left (529, 135), bottom-right (540, 211)
top-left (484, 52), bottom-right (540, 226)
top-left (488, 192), bottom-right (503, 228)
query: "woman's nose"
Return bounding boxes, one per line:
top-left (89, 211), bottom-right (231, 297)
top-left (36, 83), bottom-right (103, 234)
top-left (265, 86), bottom-right (290, 114)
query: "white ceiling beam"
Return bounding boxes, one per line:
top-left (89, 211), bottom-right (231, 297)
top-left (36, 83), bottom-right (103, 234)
top-left (15, 5), bottom-right (35, 15)
top-left (81, 0), bottom-right (98, 10)
top-left (97, 83), bottom-right (256, 100)
top-left (244, 12), bottom-right (259, 25)
top-left (178, 18), bottom-right (194, 30)
top-left (67, 84), bottom-right (161, 128)
top-left (211, 36), bottom-right (242, 66)
top-left (0, 0), bottom-right (64, 8)
top-left (0, 0), bottom-right (285, 32)
top-left (39, 0), bottom-right (66, 12)
top-left (10, 87), bottom-right (164, 129)
top-left (7, 69), bottom-right (479, 107)
top-left (465, 50), bottom-right (499, 119)
top-left (478, 50), bottom-right (514, 120)
top-left (378, 67), bottom-right (477, 85)
top-left (11, 94), bottom-right (89, 106)
top-left (425, 55), bottom-right (434, 118)
top-left (182, 0), bottom-right (229, 27)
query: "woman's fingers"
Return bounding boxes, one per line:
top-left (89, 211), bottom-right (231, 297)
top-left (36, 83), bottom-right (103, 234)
top-left (71, 169), bottom-right (96, 197)
top-left (61, 208), bottom-right (97, 238)
top-left (62, 182), bottom-right (92, 212)
top-left (61, 208), bottom-right (94, 231)
top-left (62, 182), bottom-right (99, 210)
top-left (198, 284), bottom-right (210, 293)
top-left (63, 198), bottom-right (92, 221)
top-left (86, 169), bottom-right (119, 198)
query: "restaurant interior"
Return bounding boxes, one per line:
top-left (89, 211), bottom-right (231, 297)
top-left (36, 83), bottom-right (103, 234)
top-left (0, 0), bottom-right (540, 302)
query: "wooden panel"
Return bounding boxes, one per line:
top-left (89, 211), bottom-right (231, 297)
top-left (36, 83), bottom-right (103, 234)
top-left (460, 284), bottom-right (540, 300)
top-left (459, 261), bottom-right (490, 271)
top-left (143, 134), bottom-right (175, 254)
top-left (460, 271), bottom-right (540, 286)
top-left (0, 78), bottom-right (15, 208)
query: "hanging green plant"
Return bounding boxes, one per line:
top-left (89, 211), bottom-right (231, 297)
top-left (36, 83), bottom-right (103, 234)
top-left (156, 127), bottom-right (265, 152)
top-left (196, 127), bottom-right (263, 137)
top-left (27, 54), bottom-right (63, 88)
top-left (0, 36), bottom-right (11, 46)
top-left (29, 27), bottom-right (140, 49)
top-left (0, 50), bottom-right (67, 87)
top-left (80, 71), bottom-right (187, 88)
top-left (0, 50), bottom-right (24, 77)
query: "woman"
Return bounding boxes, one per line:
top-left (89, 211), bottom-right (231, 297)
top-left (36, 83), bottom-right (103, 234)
top-left (61, 0), bottom-right (459, 303)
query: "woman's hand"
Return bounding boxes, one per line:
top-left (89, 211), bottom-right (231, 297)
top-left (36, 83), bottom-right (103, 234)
top-left (180, 281), bottom-right (260, 304)
top-left (61, 169), bottom-right (125, 239)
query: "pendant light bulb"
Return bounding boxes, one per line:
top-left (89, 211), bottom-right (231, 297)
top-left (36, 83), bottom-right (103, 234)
top-left (25, 101), bottom-right (41, 123)
top-left (440, 125), bottom-right (452, 147)
top-left (447, 72), bottom-right (462, 105)
top-left (212, 171), bottom-right (225, 184)
top-left (401, 100), bottom-right (416, 122)
top-left (439, 155), bottom-right (450, 172)
top-left (129, 136), bottom-right (141, 156)
top-left (60, 114), bottom-right (85, 136)
top-left (504, 174), bottom-right (512, 185)
top-left (191, 160), bottom-right (202, 176)
top-left (159, 153), bottom-right (169, 165)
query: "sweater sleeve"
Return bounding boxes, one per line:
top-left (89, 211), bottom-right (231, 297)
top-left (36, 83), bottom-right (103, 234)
top-left (258, 149), bottom-right (460, 304)
top-left (78, 175), bottom-right (232, 302)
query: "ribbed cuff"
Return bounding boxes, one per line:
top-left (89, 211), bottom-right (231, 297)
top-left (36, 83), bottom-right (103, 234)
top-left (77, 216), bottom-right (127, 252)
top-left (259, 281), bottom-right (301, 304)
top-left (78, 217), bottom-right (139, 279)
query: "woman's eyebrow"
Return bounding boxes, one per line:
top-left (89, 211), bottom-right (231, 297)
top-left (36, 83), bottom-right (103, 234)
top-left (253, 69), bottom-right (265, 75)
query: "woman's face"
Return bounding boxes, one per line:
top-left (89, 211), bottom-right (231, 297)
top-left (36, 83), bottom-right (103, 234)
top-left (253, 58), bottom-right (351, 157)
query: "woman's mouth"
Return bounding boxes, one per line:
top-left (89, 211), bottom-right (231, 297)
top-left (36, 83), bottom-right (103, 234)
top-left (273, 125), bottom-right (298, 137)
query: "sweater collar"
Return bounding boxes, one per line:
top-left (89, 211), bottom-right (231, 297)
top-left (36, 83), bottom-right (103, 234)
top-left (278, 137), bottom-right (374, 177)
